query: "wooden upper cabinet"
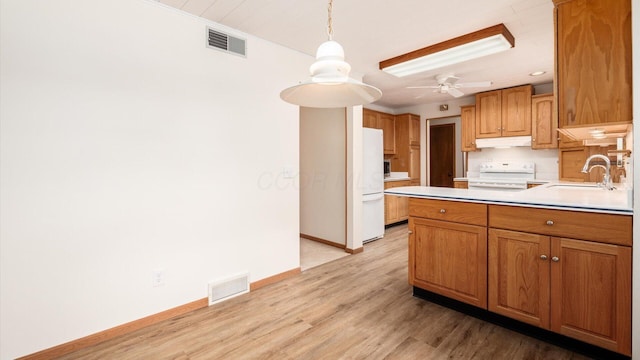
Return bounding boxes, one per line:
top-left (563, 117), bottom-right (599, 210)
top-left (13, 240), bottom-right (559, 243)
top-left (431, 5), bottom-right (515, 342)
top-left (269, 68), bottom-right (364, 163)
top-left (460, 105), bottom-right (477, 151)
top-left (363, 109), bottom-right (395, 154)
top-left (476, 90), bottom-right (502, 138)
top-left (380, 113), bottom-right (396, 154)
top-left (554, 0), bottom-right (632, 128)
top-left (531, 94), bottom-right (558, 149)
top-left (501, 85), bottom-right (532, 136)
top-left (409, 114), bottom-right (420, 146)
top-left (363, 108), bottom-right (381, 128)
top-left (391, 113), bottom-right (420, 183)
top-left (476, 85), bottom-right (532, 138)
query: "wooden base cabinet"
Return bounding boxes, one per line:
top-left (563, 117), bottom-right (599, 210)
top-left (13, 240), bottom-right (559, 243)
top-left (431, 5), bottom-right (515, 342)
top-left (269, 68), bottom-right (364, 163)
top-left (489, 229), bottom-right (550, 329)
top-left (550, 238), bottom-right (631, 355)
top-left (489, 205), bottom-right (632, 355)
top-left (409, 198), bottom-right (487, 308)
top-left (384, 180), bottom-right (410, 225)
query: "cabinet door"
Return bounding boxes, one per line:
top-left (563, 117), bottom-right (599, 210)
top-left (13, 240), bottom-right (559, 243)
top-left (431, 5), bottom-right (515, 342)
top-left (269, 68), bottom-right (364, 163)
top-left (488, 229), bottom-right (550, 328)
top-left (501, 85), bottom-right (532, 136)
top-left (555, 0), bottom-right (632, 127)
top-left (409, 145), bottom-right (420, 184)
top-left (410, 217), bottom-right (487, 308)
top-left (558, 147), bottom-right (588, 182)
top-left (550, 238), bottom-right (631, 355)
top-left (531, 94), bottom-right (557, 149)
top-left (475, 90), bottom-right (502, 138)
top-left (381, 113), bottom-right (396, 154)
top-left (363, 109), bottom-right (379, 129)
top-left (409, 114), bottom-right (420, 146)
top-left (453, 180), bottom-right (468, 189)
top-left (460, 105), bottom-right (477, 151)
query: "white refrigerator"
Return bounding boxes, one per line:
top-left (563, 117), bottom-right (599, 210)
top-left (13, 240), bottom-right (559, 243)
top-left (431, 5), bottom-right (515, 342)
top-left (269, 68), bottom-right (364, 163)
top-left (362, 128), bottom-right (385, 243)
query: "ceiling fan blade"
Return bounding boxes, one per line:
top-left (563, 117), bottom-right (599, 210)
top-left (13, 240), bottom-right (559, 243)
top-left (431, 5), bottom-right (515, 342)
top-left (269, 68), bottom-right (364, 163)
top-left (457, 81), bottom-right (492, 88)
top-left (407, 85), bottom-right (440, 89)
top-left (447, 88), bottom-right (465, 98)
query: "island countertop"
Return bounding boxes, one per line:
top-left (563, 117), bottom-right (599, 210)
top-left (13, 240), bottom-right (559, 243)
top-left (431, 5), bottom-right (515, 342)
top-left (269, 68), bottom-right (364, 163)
top-left (384, 182), bottom-right (633, 215)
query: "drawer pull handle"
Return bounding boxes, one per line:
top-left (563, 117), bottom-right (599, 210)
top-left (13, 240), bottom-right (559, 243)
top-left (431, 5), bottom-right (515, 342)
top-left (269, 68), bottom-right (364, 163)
top-left (551, 256), bottom-right (560, 262)
top-left (546, 220), bottom-right (554, 226)
top-left (440, 209), bottom-right (446, 213)
top-left (540, 255), bottom-right (548, 260)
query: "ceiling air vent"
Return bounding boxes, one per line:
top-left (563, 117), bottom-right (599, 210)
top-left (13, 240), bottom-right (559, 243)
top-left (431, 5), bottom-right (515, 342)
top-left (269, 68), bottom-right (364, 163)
top-left (207, 27), bottom-right (246, 57)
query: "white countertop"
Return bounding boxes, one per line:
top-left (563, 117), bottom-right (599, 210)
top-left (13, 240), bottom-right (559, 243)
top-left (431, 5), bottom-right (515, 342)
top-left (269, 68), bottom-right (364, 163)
top-left (384, 182), bottom-right (633, 215)
top-left (384, 172), bottom-right (410, 182)
top-left (453, 177), bottom-right (551, 185)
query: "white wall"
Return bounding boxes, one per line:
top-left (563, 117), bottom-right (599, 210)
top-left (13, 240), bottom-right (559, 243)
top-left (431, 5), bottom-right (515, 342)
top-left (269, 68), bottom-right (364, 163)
top-left (0, 0), bottom-right (308, 358)
top-left (300, 107), bottom-right (346, 246)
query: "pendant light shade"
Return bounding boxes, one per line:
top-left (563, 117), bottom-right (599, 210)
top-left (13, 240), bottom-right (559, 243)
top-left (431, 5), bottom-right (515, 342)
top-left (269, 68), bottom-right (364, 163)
top-left (280, 1), bottom-right (382, 108)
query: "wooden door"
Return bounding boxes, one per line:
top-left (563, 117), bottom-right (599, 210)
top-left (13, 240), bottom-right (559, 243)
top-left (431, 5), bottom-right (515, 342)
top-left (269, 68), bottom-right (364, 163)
top-left (501, 85), bottom-right (532, 136)
top-left (488, 229), bottom-right (550, 328)
top-left (531, 94), bottom-right (557, 149)
top-left (550, 237), bottom-right (631, 355)
top-left (410, 217), bottom-right (487, 308)
top-left (475, 90), bottom-right (502, 138)
top-left (460, 105), bottom-right (477, 151)
top-left (429, 123), bottom-right (455, 188)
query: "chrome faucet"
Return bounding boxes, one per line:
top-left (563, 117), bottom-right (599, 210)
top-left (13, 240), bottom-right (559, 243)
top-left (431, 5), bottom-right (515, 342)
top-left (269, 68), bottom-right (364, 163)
top-left (581, 154), bottom-right (614, 190)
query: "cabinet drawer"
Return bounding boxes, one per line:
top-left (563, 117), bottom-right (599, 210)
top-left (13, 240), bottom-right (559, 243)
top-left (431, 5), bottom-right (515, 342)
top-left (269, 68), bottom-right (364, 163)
top-left (489, 205), bottom-right (632, 246)
top-left (409, 198), bottom-right (487, 226)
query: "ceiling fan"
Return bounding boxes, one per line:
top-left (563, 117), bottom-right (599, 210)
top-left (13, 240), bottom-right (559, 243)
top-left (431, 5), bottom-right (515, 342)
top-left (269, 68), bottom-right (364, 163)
top-left (408, 74), bottom-right (492, 98)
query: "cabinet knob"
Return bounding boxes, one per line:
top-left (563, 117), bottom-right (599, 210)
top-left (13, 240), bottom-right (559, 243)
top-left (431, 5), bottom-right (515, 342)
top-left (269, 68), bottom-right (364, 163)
top-left (408, 230), bottom-right (413, 234)
top-left (540, 254), bottom-right (548, 260)
top-left (439, 209), bottom-right (446, 213)
top-left (546, 220), bottom-right (554, 226)
top-left (551, 256), bottom-right (560, 262)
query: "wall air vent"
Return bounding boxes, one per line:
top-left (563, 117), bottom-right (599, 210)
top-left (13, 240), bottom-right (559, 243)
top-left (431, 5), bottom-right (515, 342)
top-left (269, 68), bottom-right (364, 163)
top-left (208, 272), bottom-right (249, 305)
top-left (207, 27), bottom-right (246, 57)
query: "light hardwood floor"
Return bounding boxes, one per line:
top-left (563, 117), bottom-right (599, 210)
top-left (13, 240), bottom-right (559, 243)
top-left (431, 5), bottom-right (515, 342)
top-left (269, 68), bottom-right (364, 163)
top-left (59, 224), bottom-right (591, 359)
top-left (300, 238), bottom-right (349, 271)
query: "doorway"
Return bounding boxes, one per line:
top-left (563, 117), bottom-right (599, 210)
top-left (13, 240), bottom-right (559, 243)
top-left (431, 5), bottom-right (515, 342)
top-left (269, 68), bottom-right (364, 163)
top-left (429, 123), bottom-right (456, 187)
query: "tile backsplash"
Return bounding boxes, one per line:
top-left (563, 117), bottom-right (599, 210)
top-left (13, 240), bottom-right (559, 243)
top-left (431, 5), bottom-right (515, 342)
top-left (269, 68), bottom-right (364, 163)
top-left (468, 147), bottom-right (559, 180)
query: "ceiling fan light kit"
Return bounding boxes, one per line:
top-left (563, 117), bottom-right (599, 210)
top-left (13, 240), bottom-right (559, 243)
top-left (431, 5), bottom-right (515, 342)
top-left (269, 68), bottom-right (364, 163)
top-left (379, 24), bottom-right (515, 77)
top-left (280, 0), bottom-right (381, 108)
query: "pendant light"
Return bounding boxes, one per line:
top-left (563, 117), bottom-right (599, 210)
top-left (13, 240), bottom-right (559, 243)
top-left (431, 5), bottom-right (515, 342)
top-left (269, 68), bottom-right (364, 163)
top-left (280, 0), bottom-right (382, 108)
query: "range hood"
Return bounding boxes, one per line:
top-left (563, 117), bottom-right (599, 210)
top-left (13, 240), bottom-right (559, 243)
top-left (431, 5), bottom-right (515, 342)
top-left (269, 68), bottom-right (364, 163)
top-left (475, 136), bottom-right (532, 149)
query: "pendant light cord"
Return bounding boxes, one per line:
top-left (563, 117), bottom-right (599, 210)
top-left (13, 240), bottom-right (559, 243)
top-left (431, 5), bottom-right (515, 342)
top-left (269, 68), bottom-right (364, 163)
top-left (327, 0), bottom-right (333, 40)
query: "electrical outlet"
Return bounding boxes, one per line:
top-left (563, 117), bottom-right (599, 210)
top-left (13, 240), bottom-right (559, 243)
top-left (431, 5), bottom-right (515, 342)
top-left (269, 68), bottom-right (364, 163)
top-left (152, 269), bottom-right (165, 287)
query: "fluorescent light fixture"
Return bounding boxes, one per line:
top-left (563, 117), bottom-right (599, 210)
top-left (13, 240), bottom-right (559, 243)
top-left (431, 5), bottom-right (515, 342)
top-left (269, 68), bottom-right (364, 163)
top-left (529, 71), bottom-right (546, 76)
top-left (380, 24), bottom-right (515, 77)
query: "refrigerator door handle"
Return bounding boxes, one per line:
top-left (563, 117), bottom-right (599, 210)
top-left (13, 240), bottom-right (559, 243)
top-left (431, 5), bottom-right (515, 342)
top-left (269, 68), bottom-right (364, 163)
top-left (363, 193), bottom-right (384, 202)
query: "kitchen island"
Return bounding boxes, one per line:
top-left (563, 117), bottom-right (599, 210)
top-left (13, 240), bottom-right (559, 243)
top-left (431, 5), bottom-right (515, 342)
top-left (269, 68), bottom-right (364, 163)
top-left (387, 184), bottom-right (632, 357)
